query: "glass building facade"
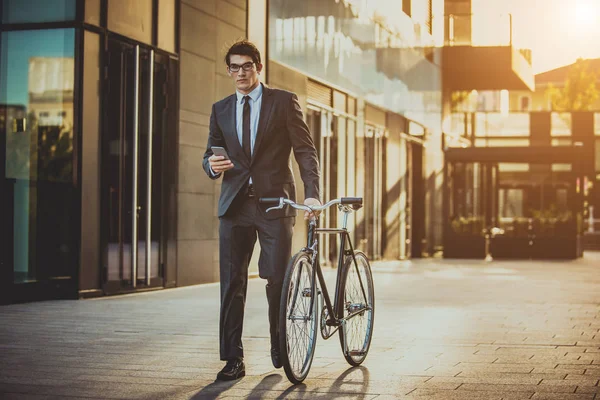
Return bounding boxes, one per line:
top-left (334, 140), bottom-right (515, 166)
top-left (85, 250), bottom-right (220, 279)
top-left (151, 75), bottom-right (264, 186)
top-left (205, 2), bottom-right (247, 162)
top-left (267, 0), bottom-right (445, 261)
top-left (268, 0), bottom-right (442, 130)
top-left (1, 0), bottom-right (449, 303)
top-left (0, 0), bottom-right (179, 303)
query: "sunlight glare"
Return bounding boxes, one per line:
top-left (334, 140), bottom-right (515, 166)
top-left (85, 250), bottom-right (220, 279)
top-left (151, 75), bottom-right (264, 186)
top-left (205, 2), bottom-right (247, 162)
top-left (574, 0), bottom-right (598, 28)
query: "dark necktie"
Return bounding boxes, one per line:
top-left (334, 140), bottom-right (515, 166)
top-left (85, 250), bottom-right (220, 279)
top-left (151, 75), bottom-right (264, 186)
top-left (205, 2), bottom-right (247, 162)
top-left (242, 95), bottom-right (251, 160)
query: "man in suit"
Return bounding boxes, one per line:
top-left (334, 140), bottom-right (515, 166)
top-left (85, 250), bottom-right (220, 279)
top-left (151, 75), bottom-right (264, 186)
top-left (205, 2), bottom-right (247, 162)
top-left (202, 40), bottom-right (321, 381)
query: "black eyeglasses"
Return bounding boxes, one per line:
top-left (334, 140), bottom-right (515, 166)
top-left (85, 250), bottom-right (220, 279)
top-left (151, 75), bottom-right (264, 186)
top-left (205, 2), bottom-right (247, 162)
top-left (229, 62), bottom-right (255, 73)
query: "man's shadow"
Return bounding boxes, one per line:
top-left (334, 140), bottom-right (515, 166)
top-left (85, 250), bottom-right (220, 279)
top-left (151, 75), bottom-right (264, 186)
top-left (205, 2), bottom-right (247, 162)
top-left (188, 379), bottom-right (238, 399)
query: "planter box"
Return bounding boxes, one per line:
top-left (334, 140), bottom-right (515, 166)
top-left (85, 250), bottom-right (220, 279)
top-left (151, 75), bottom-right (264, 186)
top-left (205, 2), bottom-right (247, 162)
top-left (531, 236), bottom-right (580, 259)
top-left (490, 236), bottom-right (532, 259)
top-left (491, 235), bottom-right (582, 259)
top-left (443, 235), bottom-right (486, 259)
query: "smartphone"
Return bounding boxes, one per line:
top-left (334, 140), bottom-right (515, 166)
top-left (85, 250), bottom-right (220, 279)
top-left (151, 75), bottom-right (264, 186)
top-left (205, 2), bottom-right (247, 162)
top-left (211, 146), bottom-right (230, 160)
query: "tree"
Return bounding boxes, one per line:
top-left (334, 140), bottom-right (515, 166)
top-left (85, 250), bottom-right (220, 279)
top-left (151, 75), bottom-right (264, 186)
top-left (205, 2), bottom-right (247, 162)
top-left (451, 90), bottom-right (474, 111)
top-left (547, 58), bottom-right (599, 111)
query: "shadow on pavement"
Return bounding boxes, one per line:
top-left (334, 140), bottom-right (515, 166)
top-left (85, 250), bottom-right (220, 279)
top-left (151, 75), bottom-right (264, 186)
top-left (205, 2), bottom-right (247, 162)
top-left (276, 381), bottom-right (307, 399)
top-left (275, 366), bottom-right (371, 399)
top-left (184, 365), bottom-right (371, 399)
top-left (248, 373), bottom-right (283, 397)
top-left (327, 366), bottom-right (371, 399)
top-left (188, 379), bottom-right (237, 399)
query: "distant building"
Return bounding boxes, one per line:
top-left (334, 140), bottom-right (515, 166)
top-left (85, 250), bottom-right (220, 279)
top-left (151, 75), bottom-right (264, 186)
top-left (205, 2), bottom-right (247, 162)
top-left (511, 58), bottom-right (600, 112)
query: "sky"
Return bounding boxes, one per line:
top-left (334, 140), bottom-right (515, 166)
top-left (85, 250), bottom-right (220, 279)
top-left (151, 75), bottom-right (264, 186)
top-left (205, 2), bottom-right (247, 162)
top-left (473, 0), bottom-right (600, 74)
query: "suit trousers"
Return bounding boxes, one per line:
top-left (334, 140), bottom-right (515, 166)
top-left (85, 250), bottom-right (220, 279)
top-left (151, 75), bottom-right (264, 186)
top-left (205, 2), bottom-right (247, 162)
top-left (218, 189), bottom-right (294, 361)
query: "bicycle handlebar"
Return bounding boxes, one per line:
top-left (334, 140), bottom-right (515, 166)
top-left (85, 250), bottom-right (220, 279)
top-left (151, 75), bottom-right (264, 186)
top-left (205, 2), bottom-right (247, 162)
top-left (259, 197), bottom-right (363, 213)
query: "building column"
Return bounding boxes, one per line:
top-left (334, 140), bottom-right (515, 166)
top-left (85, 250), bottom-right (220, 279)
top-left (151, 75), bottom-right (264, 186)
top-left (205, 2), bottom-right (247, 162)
top-left (571, 112), bottom-right (596, 219)
top-left (529, 112), bottom-right (551, 146)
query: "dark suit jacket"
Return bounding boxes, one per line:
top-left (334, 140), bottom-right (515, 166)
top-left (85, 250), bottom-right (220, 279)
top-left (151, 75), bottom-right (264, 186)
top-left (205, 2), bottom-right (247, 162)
top-left (202, 84), bottom-right (320, 219)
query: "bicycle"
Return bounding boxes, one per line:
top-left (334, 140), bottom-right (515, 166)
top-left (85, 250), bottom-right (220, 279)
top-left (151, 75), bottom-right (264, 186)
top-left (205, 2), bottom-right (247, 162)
top-left (259, 197), bottom-right (375, 384)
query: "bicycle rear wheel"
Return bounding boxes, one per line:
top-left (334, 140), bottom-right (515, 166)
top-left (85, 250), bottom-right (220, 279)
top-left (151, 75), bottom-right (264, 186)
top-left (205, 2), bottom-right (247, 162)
top-left (279, 251), bottom-right (319, 384)
top-left (338, 251), bottom-right (375, 366)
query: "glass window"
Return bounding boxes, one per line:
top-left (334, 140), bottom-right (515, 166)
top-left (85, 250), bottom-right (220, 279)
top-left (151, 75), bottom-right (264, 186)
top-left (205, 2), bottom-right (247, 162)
top-left (499, 188), bottom-right (524, 218)
top-left (268, 0), bottom-right (442, 132)
top-left (107, 0), bottom-right (152, 45)
top-left (551, 112), bottom-right (571, 136)
top-left (0, 29), bottom-right (76, 284)
top-left (2, 0), bottom-right (76, 24)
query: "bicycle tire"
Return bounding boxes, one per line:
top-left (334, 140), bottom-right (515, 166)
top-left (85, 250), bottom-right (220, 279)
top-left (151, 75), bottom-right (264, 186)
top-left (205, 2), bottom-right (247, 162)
top-left (279, 251), bottom-right (319, 384)
top-left (338, 251), bottom-right (375, 366)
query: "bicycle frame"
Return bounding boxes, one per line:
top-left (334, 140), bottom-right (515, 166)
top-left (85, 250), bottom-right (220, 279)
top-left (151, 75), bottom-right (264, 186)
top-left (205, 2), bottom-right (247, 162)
top-left (299, 206), bottom-right (371, 333)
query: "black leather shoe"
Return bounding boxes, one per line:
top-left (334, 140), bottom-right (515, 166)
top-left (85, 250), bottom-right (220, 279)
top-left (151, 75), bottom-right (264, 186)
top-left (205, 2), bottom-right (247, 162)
top-left (216, 358), bottom-right (245, 381)
top-left (271, 347), bottom-right (282, 369)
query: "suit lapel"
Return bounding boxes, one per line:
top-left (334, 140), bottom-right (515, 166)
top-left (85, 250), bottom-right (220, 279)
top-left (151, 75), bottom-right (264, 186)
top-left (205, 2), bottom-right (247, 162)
top-left (218, 95), bottom-right (246, 163)
top-left (252, 84), bottom-right (274, 165)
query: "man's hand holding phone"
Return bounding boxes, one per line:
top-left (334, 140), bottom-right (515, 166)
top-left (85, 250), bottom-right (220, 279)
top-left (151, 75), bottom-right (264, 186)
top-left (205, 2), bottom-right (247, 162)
top-left (209, 146), bottom-right (234, 174)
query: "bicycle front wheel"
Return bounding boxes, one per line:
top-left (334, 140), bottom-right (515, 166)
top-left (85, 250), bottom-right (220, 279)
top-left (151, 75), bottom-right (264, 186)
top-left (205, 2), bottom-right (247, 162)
top-left (338, 251), bottom-right (375, 366)
top-left (279, 251), bottom-right (319, 384)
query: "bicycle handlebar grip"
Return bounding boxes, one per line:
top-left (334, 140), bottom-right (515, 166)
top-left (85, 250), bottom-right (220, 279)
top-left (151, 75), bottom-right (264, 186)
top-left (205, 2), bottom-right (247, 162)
top-left (341, 197), bottom-right (363, 210)
top-left (259, 197), bottom-right (281, 204)
top-left (341, 197), bottom-right (363, 205)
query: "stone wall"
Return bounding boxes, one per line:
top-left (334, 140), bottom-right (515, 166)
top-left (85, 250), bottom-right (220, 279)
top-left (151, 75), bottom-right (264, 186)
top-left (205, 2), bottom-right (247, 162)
top-left (177, 0), bottom-right (247, 286)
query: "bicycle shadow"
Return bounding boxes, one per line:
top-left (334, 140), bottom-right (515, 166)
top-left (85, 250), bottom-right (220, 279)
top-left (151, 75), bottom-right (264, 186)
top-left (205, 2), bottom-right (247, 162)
top-left (325, 366), bottom-right (371, 399)
top-left (188, 379), bottom-right (238, 399)
top-left (275, 366), bottom-right (370, 399)
top-left (189, 373), bottom-right (284, 399)
top-left (248, 373), bottom-right (283, 398)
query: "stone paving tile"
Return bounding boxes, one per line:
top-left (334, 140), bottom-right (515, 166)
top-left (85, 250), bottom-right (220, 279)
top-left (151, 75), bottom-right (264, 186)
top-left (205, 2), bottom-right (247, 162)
top-left (530, 393), bottom-right (596, 399)
top-left (3, 254), bottom-right (600, 399)
top-left (458, 363), bottom-right (538, 372)
top-left (1, 395), bottom-right (105, 400)
top-left (533, 367), bottom-right (586, 375)
top-left (458, 382), bottom-right (576, 393)
top-left (403, 388), bottom-right (509, 399)
top-left (0, 382), bottom-right (200, 399)
top-left (457, 371), bottom-right (567, 380)
top-left (428, 375), bottom-right (546, 386)
top-left (583, 348), bottom-right (600, 353)
top-left (561, 375), bottom-right (600, 384)
top-left (583, 369), bottom-right (600, 377)
top-left (574, 385), bottom-right (600, 394)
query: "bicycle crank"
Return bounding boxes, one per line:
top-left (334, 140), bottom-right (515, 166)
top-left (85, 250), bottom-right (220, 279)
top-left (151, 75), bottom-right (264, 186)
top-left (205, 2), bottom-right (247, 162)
top-left (320, 305), bottom-right (338, 339)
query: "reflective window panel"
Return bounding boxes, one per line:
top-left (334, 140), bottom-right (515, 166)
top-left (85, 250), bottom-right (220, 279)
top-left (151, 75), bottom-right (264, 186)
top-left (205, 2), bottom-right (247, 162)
top-left (2, 0), bottom-right (76, 24)
top-left (0, 29), bottom-right (77, 284)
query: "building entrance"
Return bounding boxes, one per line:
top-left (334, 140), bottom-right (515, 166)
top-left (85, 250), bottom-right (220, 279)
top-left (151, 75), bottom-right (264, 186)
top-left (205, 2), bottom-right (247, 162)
top-left (101, 38), bottom-right (170, 293)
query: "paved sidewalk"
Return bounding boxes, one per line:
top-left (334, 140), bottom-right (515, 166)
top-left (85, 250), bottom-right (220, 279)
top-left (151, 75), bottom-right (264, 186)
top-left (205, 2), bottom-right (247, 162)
top-left (2, 253), bottom-right (600, 399)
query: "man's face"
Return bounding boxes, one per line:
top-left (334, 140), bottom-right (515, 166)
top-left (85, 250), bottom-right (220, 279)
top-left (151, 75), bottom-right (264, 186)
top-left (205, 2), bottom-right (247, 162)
top-left (228, 54), bottom-right (262, 94)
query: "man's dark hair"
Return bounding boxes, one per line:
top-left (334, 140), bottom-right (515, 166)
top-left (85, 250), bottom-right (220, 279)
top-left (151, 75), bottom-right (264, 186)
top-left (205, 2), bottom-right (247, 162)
top-left (225, 40), bottom-right (261, 66)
